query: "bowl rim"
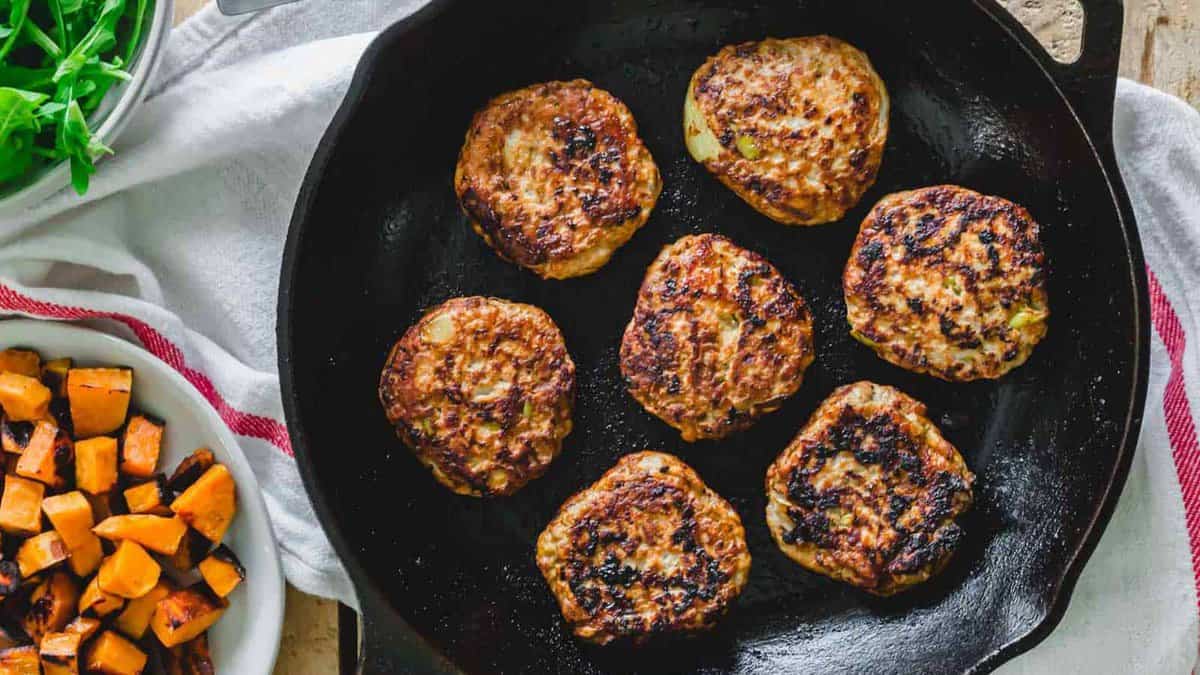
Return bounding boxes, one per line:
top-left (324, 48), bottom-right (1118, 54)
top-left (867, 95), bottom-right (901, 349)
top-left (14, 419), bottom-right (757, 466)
top-left (0, 0), bottom-right (176, 216)
top-left (0, 317), bottom-right (285, 674)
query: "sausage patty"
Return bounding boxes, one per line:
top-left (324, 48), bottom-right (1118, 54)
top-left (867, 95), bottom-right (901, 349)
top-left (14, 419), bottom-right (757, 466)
top-left (378, 297), bottom-right (575, 496)
top-left (683, 36), bottom-right (888, 225)
top-left (620, 233), bottom-right (815, 441)
top-left (455, 79), bottom-right (662, 279)
top-left (765, 381), bottom-right (974, 595)
top-left (843, 185), bottom-right (1049, 381)
top-left (537, 451), bottom-right (751, 644)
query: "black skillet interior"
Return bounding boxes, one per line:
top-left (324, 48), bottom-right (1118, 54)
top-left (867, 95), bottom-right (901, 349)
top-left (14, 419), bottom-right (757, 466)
top-left (278, 0), bottom-right (1148, 673)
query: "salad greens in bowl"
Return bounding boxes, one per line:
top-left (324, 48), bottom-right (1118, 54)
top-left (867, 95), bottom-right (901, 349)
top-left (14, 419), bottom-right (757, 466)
top-left (0, 0), bottom-right (169, 210)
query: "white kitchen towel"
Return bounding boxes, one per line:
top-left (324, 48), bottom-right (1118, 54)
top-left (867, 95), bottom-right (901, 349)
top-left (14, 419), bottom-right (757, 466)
top-left (0, 1), bottom-right (1198, 671)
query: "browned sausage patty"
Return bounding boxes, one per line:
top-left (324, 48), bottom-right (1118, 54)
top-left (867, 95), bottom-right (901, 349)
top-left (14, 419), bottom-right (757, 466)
top-left (765, 381), bottom-right (974, 595)
top-left (378, 297), bottom-right (575, 496)
top-left (683, 36), bottom-right (888, 225)
top-left (620, 233), bottom-right (815, 441)
top-left (843, 185), bottom-right (1049, 381)
top-left (454, 79), bottom-right (662, 279)
top-left (537, 451), bottom-right (751, 644)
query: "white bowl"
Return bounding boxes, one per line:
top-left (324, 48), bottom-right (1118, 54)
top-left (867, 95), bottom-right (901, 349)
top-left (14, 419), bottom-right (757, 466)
top-left (0, 318), bottom-right (283, 673)
top-left (0, 0), bottom-right (175, 216)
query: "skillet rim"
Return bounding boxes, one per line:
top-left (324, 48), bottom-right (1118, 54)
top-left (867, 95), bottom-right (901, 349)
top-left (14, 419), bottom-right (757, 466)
top-left (276, 1), bottom-right (1151, 672)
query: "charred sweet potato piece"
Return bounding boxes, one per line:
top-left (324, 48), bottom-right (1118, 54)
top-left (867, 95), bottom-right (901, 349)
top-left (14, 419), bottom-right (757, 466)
top-left (165, 449), bottom-right (215, 493)
top-left (0, 373), bottom-right (52, 422)
top-left (15, 420), bottom-right (72, 489)
top-left (85, 491), bottom-right (114, 523)
top-left (149, 586), bottom-right (227, 648)
top-left (75, 436), bottom-right (118, 495)
top-left (120, 416), bottom-right (163, 479)
top-left (0, 474), bottom-right (43, 536)
top-left (164, 529), bottom-right (211, 573)
top-left (23, 572), bottom-right (78, 643)
top-left (0, 561), bottom-right (21, 598)
top-left (0, 645), bottom-right (39, 674)
top-left (171, 465), bottom-right (235, 543)
top-left (198, 545), bottom-right (244, 598)
top-left (63, 615), bottom-right (100, 642)
top-left (85, 631), bottom-right (147, 675)
top-left (114, 580), bottom-right (171, 640)
top-left (41, 491), bottom-right (95, 551)
top-left (40, 358), bottom-right (71, 398)
top-left (0, 350), bottom-right (41, 378)
top-left (39, 629), bottom-right (82, 675)
top-left (163, 633), bottom-right (214, 675)
top-left (98, 541), bottom-right (161, 599)
top-left (66, 368), bottom-right (132, 439)
top-left (80, 576), bottom-right (125, 617)
top-left (0, 625), bottom-right (21, 651)
top-left (94, 515), bottom-right (187, 556)
top-left (122, 477), bottom-right (172, 516)
top-left (1, 417), bottom-right (33, 454)
top-left (17, 531), bottom-right (69, 578)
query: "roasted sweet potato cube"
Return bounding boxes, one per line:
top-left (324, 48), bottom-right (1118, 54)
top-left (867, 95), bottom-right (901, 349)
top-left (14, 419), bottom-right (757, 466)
top-left (23, 572), bottom-right (78, 643)
top-left (150, 586), bottom-right (227, 648)
top-left (163, 632), bottom-right (214, 675)
top-left (1, 417), bottom-right (33, 454)
top-left (80, 576), bottom-right (125, 617)
top-left (122, 477), bottom-right (172, 516)
top-left (0, 474), bottom-right (44, 536)
top-left (0, 560), bottom-right (20, 598)
top-left (17, 531), bottom-right (68, 578)
top-left (41, 492), bottom-right (95, 550)
top-left (165, 449), bottom-right (215, 493)
top-left (98, 541), bottom-right (160, 599)
top-left (0, 373), bottom-right (52, 423)
top-left (0, 350), bottom-right (41, 378)
top-left (119, 416), bottom-right (163, 479)
top-left (198, 544), bottom-right (245, 598)
top-left (93, 515), bottom-right (186, 556)
top-left (171, 465), bottom-right (236, 543)
top-left (114, 580), bottom-right (171, 640)
top-left (63, 616), bottom-right (101, 642)
top-left (67, 533), bottom-right (103, 577)
top-left (40, 629), bottom-right (82, 675)
top-left (164, 529), bottom-right (211, 573)
top-left (75, 436), bottom-right (118, 495)
top-left (40, 358), bottom-right (71, 398)
top-left (66, 368), bottom-right (132, 439)
top-left (85, 631), bottom-right (146, 675)
top-left (0, 645), bottom-right (39, 674)
top-left (15, 420), bottom-right (72, 489)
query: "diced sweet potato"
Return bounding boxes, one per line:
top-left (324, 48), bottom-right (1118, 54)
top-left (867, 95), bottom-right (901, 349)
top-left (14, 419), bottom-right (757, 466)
top-left (165, 449), bottom-right (214, 493)
top-left (149, 586), bottom-right (227, 648)
top-left (0, 560), bottom-right (21, 598)
top-left (0, 645), bottom-right (39, 674)
top-left (0, 373), bottom-right (52, 422)
top-left (198, 544), bottom-right (245, 598)
top-left (93, 515), bottom-right (186, 556)
top-left (122, 477), bottom-right (172, 516)
top-left (0, 474), bottom-right (43, 536)
top-left (85, 631), bottom-right (146, 675)
top-left (15, 420), bottom-right (72, 489)
top-left (97, 541), bottom-right (160, 599)
top-left (16, 531), bottom-right (68, 578)
top-left (41, 492), bottom-right (95, 551)
top-left (163, 633), bottom-right (214, 675)
top-left (164, 529), bottom-right (211, 573)
top-left (39, 629), bottom-right (82, 675)
top-left (23, 572), bottom-right (78, 643)
top-left (114, 580), bottom-right (171, 640)
top-left (170, 465), bottom-right (236, 543)
top-left (63, 615), bottom-right (100, 642)
top-left (80, 576), bottom-right (125, 617)
top-left (67, 368), bottom-right (132, 439)
top-left (1, 417), bottom-right (32, 454)
top-left (0, 350), bottom-right (41, 378)
top-left (40, 358), bottom-right (71, 398)
top-left (75, 436), bottom-right (118, 495)
top-left (120, 416), bottom-right (163, 479)
top-left (67, 533), bottom-right (103, 577)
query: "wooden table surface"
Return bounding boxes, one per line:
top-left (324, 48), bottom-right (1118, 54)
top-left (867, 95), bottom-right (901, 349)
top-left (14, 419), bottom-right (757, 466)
top-left (165, 1), bottom-right (1197, 673)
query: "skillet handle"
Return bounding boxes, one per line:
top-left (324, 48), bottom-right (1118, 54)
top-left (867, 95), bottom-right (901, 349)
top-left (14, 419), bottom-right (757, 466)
top-left (356, 582), bottom-right (460, 675)
top-left (1047, 0), bottom-right (1124, 146)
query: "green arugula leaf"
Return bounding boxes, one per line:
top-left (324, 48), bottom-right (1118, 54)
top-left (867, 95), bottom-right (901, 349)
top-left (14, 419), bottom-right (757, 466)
top-left (52, 0), bottom-right (124, 83)
top-left (0, 86), bottom-right (47, 184)
top-left (0, 0), bottom-right (31, 62)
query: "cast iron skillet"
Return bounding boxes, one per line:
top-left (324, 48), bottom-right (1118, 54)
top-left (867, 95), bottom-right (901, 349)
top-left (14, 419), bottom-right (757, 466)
top-left (277, 0), bottom-right (1150, 672)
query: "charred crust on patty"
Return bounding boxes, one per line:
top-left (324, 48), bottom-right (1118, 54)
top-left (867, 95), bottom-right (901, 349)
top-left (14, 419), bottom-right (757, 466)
top-left (620, 233), bottom-right (815, 441)
top-left (537, 452), bottom-right (751, 644)
top-left (454, 79), bottom-right (662, 279)
top-left (765, 381), bottom-right (974, 595)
